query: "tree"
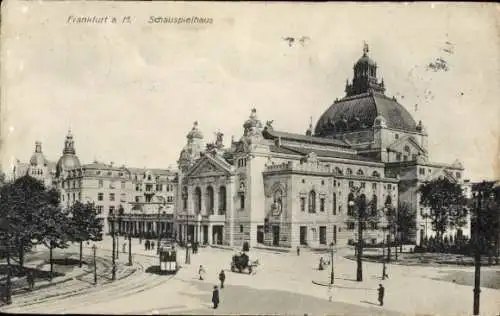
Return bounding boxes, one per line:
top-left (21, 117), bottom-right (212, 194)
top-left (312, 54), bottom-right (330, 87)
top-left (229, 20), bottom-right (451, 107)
top-left (0, 176), bottom-right (60, 269)
top-left (419, 177), bottom-right (468, 241)
top-left (396, 202), bottom-right (417, 244)
top-left (68, 201), bottom-right (103, 267)
top-left (34, 204), bottom-right (71, 281)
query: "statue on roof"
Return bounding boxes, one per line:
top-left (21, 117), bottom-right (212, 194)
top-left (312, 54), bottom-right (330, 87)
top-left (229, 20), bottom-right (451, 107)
top-left (363, 41), bottom-right (369, 55)
top-left (265, 120), bottom-right (274, 130)
top-left (215, 131), bottom-right (224, 149)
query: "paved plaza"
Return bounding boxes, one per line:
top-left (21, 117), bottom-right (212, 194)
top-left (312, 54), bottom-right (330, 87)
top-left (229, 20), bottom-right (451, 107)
top-left (1, 236), bottom-right (499, 315)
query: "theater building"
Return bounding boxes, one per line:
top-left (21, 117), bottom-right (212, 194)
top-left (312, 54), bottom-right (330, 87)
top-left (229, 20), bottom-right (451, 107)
top-left (175, 44), bottom-right (465, 248)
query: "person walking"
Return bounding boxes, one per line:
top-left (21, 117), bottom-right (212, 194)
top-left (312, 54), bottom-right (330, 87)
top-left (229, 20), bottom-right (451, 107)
top-left (219, 270), bottom-right (226, 289)
top-left (212, 285), bottom-right (220, 309)
top-left (378, 284), bottom-right (385, 306)
top-left (151, 241), bottom-right (155, 251)
top-left (123, 242), bottom-right (127, 254)
top-left (296, 246), bottom-right (300, 256)
top-left (27, 271), bottom-right (35, 291)
top-left (145, 240), bottom-right (149, 251)
top-left (199, 265), bottom-right (206, 281)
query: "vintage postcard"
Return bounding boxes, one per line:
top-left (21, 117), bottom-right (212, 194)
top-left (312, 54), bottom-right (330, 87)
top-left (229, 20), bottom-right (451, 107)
top-left (0, 1), bottom-right (499, 315)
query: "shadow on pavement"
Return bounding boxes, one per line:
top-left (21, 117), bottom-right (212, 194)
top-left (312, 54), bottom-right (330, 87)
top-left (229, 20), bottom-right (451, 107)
top-left (361, 300), bottom-right (381, 306)
top-left (145, 265), bottom-right (178, 276)
top-left (51, 258), bottom-right (87, 266)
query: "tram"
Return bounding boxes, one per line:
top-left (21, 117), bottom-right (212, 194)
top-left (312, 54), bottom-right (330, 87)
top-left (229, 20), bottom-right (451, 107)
top-left (159, 240), bottom-right (178, 275)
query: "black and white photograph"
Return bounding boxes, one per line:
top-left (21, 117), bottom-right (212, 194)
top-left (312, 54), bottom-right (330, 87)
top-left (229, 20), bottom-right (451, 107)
top-left (0, 1), bottom-right (499, 315)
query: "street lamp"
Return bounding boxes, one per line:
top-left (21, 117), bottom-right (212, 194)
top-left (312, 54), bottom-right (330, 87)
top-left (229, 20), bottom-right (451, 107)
top-left (128, 233), bottom-right (132, 266)
top-left (110, 213), bottom-right (116, 281)
top-left (156, 196), bottom-right (166, 254)
top-left (185, 214), bottom-right (191, 264)
top-left (348, 189), bottom-right (366, 282)
top-left (92, 244), bottom-right (97, 285)
top-left (329, 242), bottom-right (335, 285)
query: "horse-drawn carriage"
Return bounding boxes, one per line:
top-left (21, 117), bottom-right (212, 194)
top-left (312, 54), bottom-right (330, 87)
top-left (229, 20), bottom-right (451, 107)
top-left (231, 252), bottom-right (259, 274)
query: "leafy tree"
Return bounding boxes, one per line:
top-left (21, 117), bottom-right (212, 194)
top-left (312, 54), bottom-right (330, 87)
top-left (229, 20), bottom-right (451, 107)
top-left (396, 202), bottom-right (417, 243)
top-left (68, 201), bottom-right (103, 267)
top-left (0, 176), bottom-right (60, 269)
top-left (34, 204), bottom-right (71, 280)
top-left (419, 177), bottom-right (468, 241)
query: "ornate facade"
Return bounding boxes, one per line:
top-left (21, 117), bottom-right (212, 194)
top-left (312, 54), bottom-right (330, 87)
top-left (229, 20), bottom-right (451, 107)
top-left (175, 44), bottom-right (466, 248)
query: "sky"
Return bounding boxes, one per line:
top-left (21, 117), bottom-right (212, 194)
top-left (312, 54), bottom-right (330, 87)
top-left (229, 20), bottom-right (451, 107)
top-left (1, 2), bottom-right (499, 181)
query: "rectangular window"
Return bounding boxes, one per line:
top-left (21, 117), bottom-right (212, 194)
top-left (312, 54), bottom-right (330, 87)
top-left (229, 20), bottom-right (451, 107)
top-left (156, 184), bottom-right (163, 191)
top-left (109, 206), bottom-right (115, 214)
top-left (419, 168), bottom-right (425, 175)
top-left (372, 182), bottom-right (377, 190)
top-left (146, 184), bottom-right (152, 192)
top-left (121, 181), bottom-right (126, 189)
top-left (240, 194), bottom-right (245, 209)
top-left (370, 222), bottom-right (378, 230)
top-left (320, 198), bottom-right (325, 212)
top-left (167, 196), bottom-right (174, 203)
top-left (96, 205), bottom-right (103, 214)
top-left (109, 181), bottom-right (115, 189)
top-left (347, 222), bottom-right (355, 230)
top-left (135, 196), bottom-right (140, 202)
top-left (396, 153), bottom-right (402, 161)
top-left (300, 197), bottom-right (306, 212)
top-left (332, 193), bottom-right (337, 215)
top-left (98, 193), bottom-right (103, 201)
top-left (240, 225), bottom-right (243, 233)
top-left (349, 181), bottom-right (354, 188)
top-left (319, 226), bottom-right (327, 245)
top-left (360, 182), bottom-right (366, 188)
top-left (387, 184), bottom-right (392, 190)
top-left (109, 193), bottom-right (115, 201)
top-left (98, 180), bottom-right (103, 188)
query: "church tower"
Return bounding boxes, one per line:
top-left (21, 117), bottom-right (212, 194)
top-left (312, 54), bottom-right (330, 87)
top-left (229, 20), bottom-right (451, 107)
top-left (345, 42), bottom-right (386, 97)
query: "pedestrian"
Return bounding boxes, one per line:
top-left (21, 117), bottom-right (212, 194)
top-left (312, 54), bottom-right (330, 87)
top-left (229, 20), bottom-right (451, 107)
top-left (192, 242), bottom-right (196, 254)
top-left (145, 240), bottom-right (149, 251)
top-left (297, 246), bottom-right (300, 256)
top-left (199, 265), bottom-right (206, 280)
top-left (382, 264), bottom-right (389, 279)
top-left (212, 285), bottom-right (220, 309)
top-left (219, 270), bottom-right (226, 289)
top-left (123, 242), bottom-right (127, 254)
top-left (377, 284), bottom-right (385, 306)
top-left (319, 257), bottom-right (324, 270)
top-left (151, 241), bottom-right (155, 251)
top-left (27, 271), bottom-right (34, 291)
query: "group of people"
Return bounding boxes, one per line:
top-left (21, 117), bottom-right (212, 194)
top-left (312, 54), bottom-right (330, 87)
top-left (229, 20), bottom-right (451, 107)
top-left (144, 240), bottom-right (155, 251)
top-left (197, 265), bottom-right (226, 309)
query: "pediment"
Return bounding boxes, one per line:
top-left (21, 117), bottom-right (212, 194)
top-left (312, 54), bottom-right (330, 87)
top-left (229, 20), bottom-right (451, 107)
top-left (423, 168), bottom-right (458, 183)
top-left (185, 155), bottom-right (234, 178)
top-left (388, 135), bottom-right (427, 154)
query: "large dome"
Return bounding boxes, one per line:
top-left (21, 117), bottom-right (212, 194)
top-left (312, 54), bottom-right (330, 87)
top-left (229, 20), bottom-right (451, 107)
top-left (314, 92), bottom-right (418, 136)
top-left (56, 155), bottom-right (81, 177)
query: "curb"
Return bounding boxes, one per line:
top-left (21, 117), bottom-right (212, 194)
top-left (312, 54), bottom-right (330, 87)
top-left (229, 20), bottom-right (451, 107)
top-left (312, 280), bottom-right (334, 287)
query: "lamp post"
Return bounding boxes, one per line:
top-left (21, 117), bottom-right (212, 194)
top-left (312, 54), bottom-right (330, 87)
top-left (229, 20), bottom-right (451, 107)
top-left (92, 244), bottom-right (97, 285)
top-left (185, 214), bottom-right (191, 264)
top-left (349, 189), bottom-right (366, 282)
top-left (157, 196), bottom-right (166, 254)
top-left (128, 233), bottom-right (132, 266)
top-left (329, 242), bottom-right (335, 285)
top-left (110, 213), bottom-right (116, 281)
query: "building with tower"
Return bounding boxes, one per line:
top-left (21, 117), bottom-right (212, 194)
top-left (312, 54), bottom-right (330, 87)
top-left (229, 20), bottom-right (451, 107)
top-left (175, 44), bottom-right (467, 248)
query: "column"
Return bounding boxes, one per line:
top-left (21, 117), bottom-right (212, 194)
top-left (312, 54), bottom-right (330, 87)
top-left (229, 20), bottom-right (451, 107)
top-left (197, 223), bottom-right (201, 243)
top-left (225, 179), bottom-right (234, 246)
top-left (208, 224), bottom-right (213, 244)
top-left (214, 186), bottom-right (219, 216)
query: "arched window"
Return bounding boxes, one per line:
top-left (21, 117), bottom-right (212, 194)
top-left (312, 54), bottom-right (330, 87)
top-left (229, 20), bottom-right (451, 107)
top-left (371, 194), bottom-right (378, 216)
top-left (385, 195), bottom-right (392, 207)
top-left (403, 145), bottom-right (411, 161)
top-left (346, 168), bottom-right (353, 175)
top-left (182, 186), bottom-right (188, 210)
top-left (347, 192), bottom-right (355, 216)
top-left (372, 171), bottom-right (380, 178)
top-left (356, 169), bottom-right (364, 176)
top-left (194, 187), bottom-right (202, 214)
top-left (273, 189), bottom-right (283, 214)
top-left (206, 186), bottom-right (214, 215)
top-left (218, 186), bottom-right (226, 214)
top-left (308, 190), bottom-right (316, 213)
top-left (335, 167), bottom-right (343, 175)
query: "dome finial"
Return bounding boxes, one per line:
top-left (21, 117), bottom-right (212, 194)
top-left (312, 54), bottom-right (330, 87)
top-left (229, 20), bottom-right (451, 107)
top-left (363, 41), bottom-right (369, 56)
